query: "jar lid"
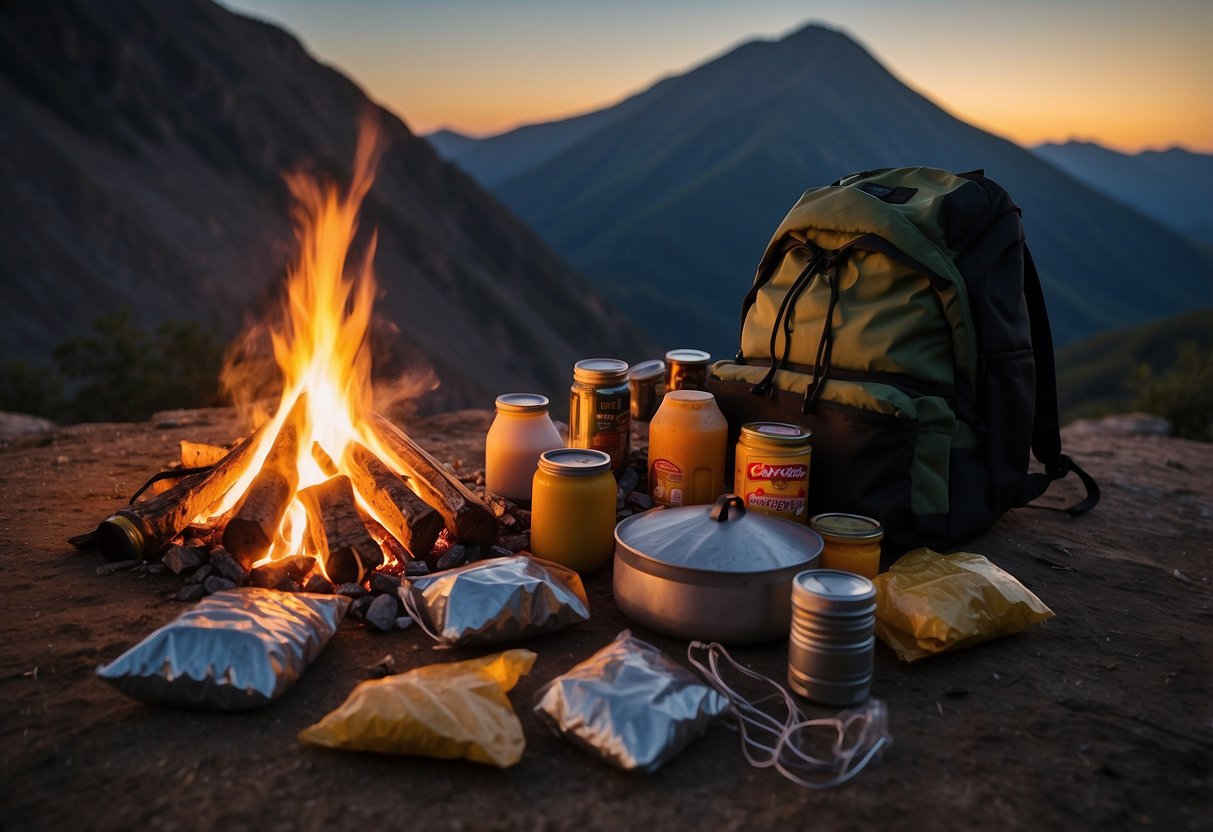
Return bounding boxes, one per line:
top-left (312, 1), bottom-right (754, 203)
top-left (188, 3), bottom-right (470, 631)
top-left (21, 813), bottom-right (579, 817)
top-left (661, 390), bottom-right (716, 409)
top-left (538, 448), bottom-right (612, 476)
top-left (792, 569), bottom-right (876, 614)
top-left (664, 349), bottom-right (711, 366)
top-left (574, 358), bottom-right (629, 384)
top-left (628, 359), bottom-right (665, 381)
top-left (614, 495), bottom-right (823, 575)
top-left (740, 421), bottom-right (812, 444)
top-left (810, 513), bottom-right (884, 540)
top-left (495, 393), bottom-right (550, 414)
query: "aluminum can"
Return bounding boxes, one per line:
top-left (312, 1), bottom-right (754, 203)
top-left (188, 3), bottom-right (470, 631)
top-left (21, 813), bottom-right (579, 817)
top-left (734, 421), bottom-right (812, 523)
top-left (664, 349), bottom-right (711, 391)
top-left (788, 569), bottom-right (876, 706)
top-left (569, 358), bottom-right (630, 474)
top-left (628, 359), bottom-right (665, 422)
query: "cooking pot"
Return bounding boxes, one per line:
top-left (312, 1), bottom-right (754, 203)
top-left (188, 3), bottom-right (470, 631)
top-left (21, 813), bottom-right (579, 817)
top-left (613, 494), bottom-right (823, 643)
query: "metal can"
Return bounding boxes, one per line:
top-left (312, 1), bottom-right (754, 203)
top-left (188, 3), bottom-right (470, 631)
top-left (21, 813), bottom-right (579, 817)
top-left (627, 359), bottom-right (665, 422)
top-left (788, 569), bottom-right (876, 706)
top-left (569, 358), bottom-right (630, 474)
top-left (664, 349), bottom-right (711, 391)
top-left (733, 421), bottom-right (812, 523)
top-left (809, 513), bottom-right (884, 579)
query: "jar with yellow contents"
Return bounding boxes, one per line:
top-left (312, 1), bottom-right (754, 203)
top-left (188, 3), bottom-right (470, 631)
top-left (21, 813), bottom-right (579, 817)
top-left (809, 513), bottom-right (884, 579)
top-left (530, 448), bottom-right (617, 573)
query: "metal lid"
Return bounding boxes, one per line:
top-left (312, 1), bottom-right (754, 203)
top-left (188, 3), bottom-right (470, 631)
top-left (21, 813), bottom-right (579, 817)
top-left (495, 393), bottom-right (550, 414)
top-left (538, 448), bottom-right (612, 476)
top-left (792, 569), bottom-right (877, 615)
top-left (740, 421), bottom-right (812, 444)
top-left (810, 513), bottom-right (884, 540)
top-left (614, 494), bottom-right (823, 575)
top-left (574, 358), bottom-right (629, 384)
top-left (660, 390), bottom-right (716, 409)
top-left (664, 349), bottom-right (711, 366)
top-left (628, 359), bottom-right (665, 381)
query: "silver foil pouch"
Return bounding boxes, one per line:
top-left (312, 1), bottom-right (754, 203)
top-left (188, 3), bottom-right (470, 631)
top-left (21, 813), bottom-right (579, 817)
top-left (96, 588), bottom-right (349, 710)
top-left (534, 630), bottom-right (728, 773)
top-left (399, 556), bottom-right (590, 647)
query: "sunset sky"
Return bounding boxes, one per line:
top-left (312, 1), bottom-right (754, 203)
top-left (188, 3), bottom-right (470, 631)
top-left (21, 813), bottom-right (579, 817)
top-left (223, 0), bottom-right (1213, 154)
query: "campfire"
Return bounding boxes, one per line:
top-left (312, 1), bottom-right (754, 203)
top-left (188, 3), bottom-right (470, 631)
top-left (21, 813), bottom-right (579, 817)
top-left (74, 121), bottom-right (522, 602)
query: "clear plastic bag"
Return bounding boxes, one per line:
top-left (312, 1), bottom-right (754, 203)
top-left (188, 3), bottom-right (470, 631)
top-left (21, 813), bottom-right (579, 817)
top-left (873, 548), bottom-right (1055, 662)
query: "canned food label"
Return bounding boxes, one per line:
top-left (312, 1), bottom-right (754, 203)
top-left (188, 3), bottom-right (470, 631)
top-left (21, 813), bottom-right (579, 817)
top-left (742, 461), bottom-right (808, 519)
top-left (649, 458), bottom-right (685, 507)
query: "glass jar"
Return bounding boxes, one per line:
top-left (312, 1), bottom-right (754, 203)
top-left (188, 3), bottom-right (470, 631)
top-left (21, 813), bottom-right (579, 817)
top-left (734, 421), bottom-right (813, 523)
top-left (628, 359), bottom-right (665, 422)
top-left (485, 393), bottom-right (563, 503)
top-left (664, 349), bottom-right (711, 391)
top-left (569, 358), bottom-right (630, 474)
top-left (809, 513), bottom-right (884, 579)
top-left (648, 390), bottom-right (728, 507)
top-left (531, 448), bottom-right (617, 573)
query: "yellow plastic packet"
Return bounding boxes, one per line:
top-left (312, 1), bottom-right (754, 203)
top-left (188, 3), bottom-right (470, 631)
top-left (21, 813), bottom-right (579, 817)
top-left (299, 649), bottom-right (536, 767)
top-left (873, 548), bottom-right (1054, 662)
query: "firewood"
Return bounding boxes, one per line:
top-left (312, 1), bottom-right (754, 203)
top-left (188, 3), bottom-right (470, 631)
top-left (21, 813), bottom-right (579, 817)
top-left (368, 412), bottom-right (497, 547)
top-left (91, 426), bottom-right (266, 562)
top-left (222, 396), bottom-right (308, 569)
top-left (344, 441), bottom-right (443, 559)
top-left (298, 475), bottom-right (384, 585)
top-left (180, 441), bottom-right (228, 468)
top-left (312, 442), bottom-right (338, 477)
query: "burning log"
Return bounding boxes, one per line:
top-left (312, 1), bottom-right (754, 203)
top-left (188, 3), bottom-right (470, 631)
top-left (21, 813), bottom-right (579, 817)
top-left (90, 427), bottom-right (265, 562)
top-left (369, 412), bottom-right (497, 548)
top-left (180, 441), bottom-right (229, 468)
top-left (222, 396), bottom-right (308, 569)
top-left (312, 442), bottom-right (339, 477)
top-left (298, 475), bottom-right (384, 585)
top-left (344, 442), bottom-right (443, 559)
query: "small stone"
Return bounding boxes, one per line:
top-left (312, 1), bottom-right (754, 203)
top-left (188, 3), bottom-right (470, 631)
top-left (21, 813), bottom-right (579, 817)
top-left (203, 576), bottom-right (237, 595)
top-left (395, 615), bottom-right (414, 631)
top-left (348, 595), bottom-right (375, 619)
top-left (364, 594), bottom-right (399, 631)
top-left (369, 570), bottom-right (402, 595)
top-left (366, 654), bottom-right (397, 678)
top-left (462, 545), bottom-right (484, 562)
top-left (404, 559), bottom-right (430, 577)
top-left (616, 467), bottom-right (640, 505)
top-left (280, 580), bottom-right (301, 593)
top-left (616, 509), bottom-right (633, 521)
top-left (488, 545), bottom-right (513, 560)
top-left (183, 537), bottom-right (207, 550)
top-left (495, 533), bottom-right (529, 553)
top-left (626, 491), bottom-right (654, 511)
top-left (208, 547), bottom-right (248, 585)
top-left (437, 544), bottom-right (468, 571)
top-left (176, 584), bottom-right (206, 602)
top-left (335, 582), bottom-right (368, 599)
top-left (187, 564), bottom-right (214, 585)
top-left (249, 556), bottom-right (316, 589)
top-left (510, 509), bottom-right (531, 530)
top-left (303, 574), bottom-right (334, 594)
top-left (162, 545), bottom-right (203, 575)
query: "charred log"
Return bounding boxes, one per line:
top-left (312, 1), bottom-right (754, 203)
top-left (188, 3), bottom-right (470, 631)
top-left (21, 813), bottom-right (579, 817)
top-left (345, 442), bottom-right (442, 559)
top-left (298, 475), bottom-right (383, 585)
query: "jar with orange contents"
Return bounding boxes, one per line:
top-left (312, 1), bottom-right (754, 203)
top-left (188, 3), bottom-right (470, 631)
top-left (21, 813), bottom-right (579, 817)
top-left (809, 513), bottom-right (884, 579)
top-left (530, 448), bottom-right (617, 573)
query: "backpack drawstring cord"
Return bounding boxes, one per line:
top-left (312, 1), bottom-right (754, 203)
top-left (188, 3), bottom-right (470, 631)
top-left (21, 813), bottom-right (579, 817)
top-left (750, 249), bottom-right (821, 396)
top-left (803, 262), bottom-right (841, 412)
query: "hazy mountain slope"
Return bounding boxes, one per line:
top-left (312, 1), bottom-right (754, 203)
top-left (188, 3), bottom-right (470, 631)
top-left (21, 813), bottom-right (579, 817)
top-left (451, 24), bottom-right (1213, 358)
top-left (0, 0), bottom-right (647, 411)
top-left (1034, 141), bottom-right (1213, 245)
top-left (1055, 308), bottom-right (1213, 422)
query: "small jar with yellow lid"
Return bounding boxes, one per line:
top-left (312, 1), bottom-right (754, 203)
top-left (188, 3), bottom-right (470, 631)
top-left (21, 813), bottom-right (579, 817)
top-left (530, 448), bottom-right (617, 573)
top-left (809, 513), bottom-right (884, 579)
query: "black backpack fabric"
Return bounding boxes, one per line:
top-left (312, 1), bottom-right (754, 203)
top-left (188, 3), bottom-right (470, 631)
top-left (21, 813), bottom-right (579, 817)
top-left (706, 167), bottom-right (1099, 554)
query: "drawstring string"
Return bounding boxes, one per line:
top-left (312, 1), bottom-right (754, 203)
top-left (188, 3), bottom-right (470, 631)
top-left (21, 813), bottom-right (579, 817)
top-left (804, 262), bottom-right (842, 412)
top-left (750, 248), bottom-right (821, 396)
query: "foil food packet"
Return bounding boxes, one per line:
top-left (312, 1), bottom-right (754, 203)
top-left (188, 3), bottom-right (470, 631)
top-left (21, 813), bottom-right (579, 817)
top-left (97, 588), bottom-right (349, 710)
top-left (399, 555), bottom-right (590, 647)
top-left (534, 630), bottom-right (728, 773)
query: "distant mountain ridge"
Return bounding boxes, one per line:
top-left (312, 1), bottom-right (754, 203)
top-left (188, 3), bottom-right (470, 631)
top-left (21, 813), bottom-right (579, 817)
top-left (1032, 140), bottom-right (1213, 246)
top-left (429, 24), bottom-right (1213, 358)
top-left (0, 0), bottom-right (647, 411)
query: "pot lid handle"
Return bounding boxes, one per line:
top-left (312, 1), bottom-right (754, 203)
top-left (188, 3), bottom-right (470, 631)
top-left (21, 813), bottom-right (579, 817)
top-left (709, 493), bottom-right (746, 523)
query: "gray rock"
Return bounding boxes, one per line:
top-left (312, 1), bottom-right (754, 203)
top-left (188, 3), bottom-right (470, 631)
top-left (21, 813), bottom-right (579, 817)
top-left (162, 545), bottom-right (203, 575)
top-left (186, 564), bottom-right (214, 585)
top-left (348, 595), bottom-right (375, 619)
top-left (303, 574), bottom-right (334, 594)
top-left (364, 594), bottom-right (399, 631)
top-left (436, 544), bottom-right (468, 571)
top-left (369, 570), bottom-right (402, 595)
top-left (404, 560), bottom-right (430, 578)
top-left (335, 582), bottom-right (368, 599)
top-left (176, 584), bottom-right (206, 602)
top-left (394, 615), bottom-right (414, 631)
top-left (203, 576), bottom-right (237, 595)
top-left (208, 547), bottom-right (248, 585)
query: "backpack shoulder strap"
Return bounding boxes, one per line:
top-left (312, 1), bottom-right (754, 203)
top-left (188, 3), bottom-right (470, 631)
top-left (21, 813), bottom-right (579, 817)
top-left (1016, 245), bottom-right (1100, 515)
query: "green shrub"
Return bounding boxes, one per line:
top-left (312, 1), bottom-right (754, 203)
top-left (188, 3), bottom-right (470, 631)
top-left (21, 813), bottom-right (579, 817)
top-left (1132, 341), bottom-right (1213, 442)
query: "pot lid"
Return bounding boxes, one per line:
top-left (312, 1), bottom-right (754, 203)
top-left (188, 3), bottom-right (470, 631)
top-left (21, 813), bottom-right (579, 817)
top-left (615, 494), bottom-right (823, 575)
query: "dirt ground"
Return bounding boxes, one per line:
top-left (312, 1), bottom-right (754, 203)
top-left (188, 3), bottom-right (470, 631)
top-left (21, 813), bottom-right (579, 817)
top-left (1, 408), bottom-right (1209, 831)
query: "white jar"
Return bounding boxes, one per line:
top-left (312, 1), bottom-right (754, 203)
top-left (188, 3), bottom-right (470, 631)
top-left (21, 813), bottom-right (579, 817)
top-left (485, 393), bottom-right (564, 502)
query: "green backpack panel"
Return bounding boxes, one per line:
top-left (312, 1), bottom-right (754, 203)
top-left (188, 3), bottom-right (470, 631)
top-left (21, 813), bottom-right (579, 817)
top-left (707, 167), bottom-right (1098, 554)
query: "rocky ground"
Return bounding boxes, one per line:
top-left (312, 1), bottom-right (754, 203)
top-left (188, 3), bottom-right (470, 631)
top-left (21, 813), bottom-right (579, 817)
top-left (0, 408), bottom-right (1209, 831)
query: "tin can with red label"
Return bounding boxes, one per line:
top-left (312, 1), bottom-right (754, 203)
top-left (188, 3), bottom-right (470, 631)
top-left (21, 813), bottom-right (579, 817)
top-left (733, 421), bottom-right (812, 523)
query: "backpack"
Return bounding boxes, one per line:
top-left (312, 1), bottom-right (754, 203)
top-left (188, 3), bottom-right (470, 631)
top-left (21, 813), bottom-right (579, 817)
top-left (706, 166), bottom-right (1099, 554)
